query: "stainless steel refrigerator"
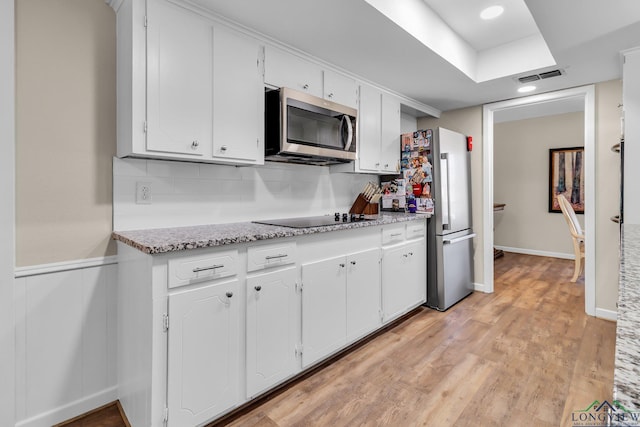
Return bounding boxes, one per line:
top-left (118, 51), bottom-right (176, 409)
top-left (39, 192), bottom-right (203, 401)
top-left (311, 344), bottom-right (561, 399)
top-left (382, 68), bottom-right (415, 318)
top-left (426, 127), bottom-right (475, 310)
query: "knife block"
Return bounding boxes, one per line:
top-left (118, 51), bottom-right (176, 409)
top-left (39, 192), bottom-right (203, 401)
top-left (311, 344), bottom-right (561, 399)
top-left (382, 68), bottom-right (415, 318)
top-left (349, 194), bottom-right (379, 215)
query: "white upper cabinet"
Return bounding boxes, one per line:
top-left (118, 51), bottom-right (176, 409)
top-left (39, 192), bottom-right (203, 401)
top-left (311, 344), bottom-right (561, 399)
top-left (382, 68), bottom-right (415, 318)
top-left (146, 0), bottom-right (212, 157)
top-left (323, 70), bottom-right (358, 110)
top-left (212, 25), bottom-right (263, 162)
top-left (116, 0), bottom-right (264, 165)
top-left (380, 93), bottom-right (401, 173)
top-left (357, 83), bottom-right (383, 172)
top-left (341, 83), bottom-right (400, 174)
top-left (264, 45), bottom-right (323, 97)
top-left (264, 46), bottom-right (357, 109)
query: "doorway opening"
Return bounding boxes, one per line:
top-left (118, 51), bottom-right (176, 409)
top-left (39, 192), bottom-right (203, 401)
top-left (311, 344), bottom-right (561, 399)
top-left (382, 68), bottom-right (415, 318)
top-left (482, 86), bottom-right (596, 316)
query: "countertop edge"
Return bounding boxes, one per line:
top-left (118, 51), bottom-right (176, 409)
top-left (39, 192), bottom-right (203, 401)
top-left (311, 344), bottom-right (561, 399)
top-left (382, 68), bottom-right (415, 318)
top-left (112, 213), bottom-right (430, 255)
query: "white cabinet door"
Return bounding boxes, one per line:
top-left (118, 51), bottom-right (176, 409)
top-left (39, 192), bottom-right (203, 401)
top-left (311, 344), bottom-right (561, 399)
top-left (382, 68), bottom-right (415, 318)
top-left (324, 70), bottom-right (357, 109)
top-left (301, 256), bottom-right (347, 367)
top-left (346, 248), bottom-right (381, 341)
top-left (212, 26), bottom-right (263, 163)
top-left (381, 244), bottom-right (411, 322)
top-left (358, 83), bottom-right (382, 172)
top-left (246, 267), bottom-right (299, 397)
top-left (380, 93), bottom-right (401, 173)
top-left (264, 46), bottom-right (322, 97)
top-left (167, 279), bottom-right (239, 427)
top-left (404, 239), bottom-right (427, 306)
top-left (146, 0), bottom-right (212, 157)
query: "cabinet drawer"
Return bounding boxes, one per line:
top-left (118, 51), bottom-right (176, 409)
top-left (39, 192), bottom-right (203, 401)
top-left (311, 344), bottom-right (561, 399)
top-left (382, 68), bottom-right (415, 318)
top-left (406, 221), bottom-right (426, 240)
top-left (168, 249), bottom-right (238, 288)
top-left (247, 241), bottom-right (297, 272)
top-left (382, 225), bottom-right (406, 245)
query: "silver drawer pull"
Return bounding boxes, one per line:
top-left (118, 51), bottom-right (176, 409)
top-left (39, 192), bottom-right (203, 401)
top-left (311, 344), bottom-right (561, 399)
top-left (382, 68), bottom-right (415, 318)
top-left (265, 254), bottom-right (288, 260)
top-left (390, 233), bottom-right (402, 237)
top-left (192, 264), bottom-right (224, 273)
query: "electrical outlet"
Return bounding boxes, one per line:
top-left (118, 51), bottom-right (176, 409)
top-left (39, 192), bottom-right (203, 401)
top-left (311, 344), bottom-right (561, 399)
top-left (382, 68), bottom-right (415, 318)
top-left (136, 182), bottom-right (152, 204)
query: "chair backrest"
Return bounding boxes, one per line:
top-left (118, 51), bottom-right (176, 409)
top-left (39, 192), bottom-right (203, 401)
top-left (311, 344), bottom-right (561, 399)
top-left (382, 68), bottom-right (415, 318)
top-left (557, 194), bottom-right (584, 239)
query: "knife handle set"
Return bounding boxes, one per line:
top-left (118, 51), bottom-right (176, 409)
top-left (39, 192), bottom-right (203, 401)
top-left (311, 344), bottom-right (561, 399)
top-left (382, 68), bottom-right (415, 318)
top-left (349, 182), bottom-right (382, 215)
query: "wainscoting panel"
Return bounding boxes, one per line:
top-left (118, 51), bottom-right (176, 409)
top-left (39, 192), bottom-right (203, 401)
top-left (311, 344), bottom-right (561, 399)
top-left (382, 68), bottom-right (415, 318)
top-left (14, 259), bottom-right (118, 427)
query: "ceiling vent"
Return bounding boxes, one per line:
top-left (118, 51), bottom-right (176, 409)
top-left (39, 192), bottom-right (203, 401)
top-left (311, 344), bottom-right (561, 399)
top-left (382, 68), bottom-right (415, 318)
top-left (517, 69), bottom-right (564, 83)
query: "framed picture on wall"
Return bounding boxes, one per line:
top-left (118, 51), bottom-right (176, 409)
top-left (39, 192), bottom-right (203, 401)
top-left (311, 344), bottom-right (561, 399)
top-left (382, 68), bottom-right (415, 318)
top-left (549, 146), bottom-right (585, 213)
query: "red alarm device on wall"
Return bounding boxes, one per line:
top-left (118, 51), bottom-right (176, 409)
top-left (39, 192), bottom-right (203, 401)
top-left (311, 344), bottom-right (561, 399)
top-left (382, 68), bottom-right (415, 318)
top-left (467, 136), bottom-right (473, 151)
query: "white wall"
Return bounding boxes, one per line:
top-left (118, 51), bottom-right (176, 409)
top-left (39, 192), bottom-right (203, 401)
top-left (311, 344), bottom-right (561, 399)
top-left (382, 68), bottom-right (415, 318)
top-left (113, 158), bottom-right (377, 230)
top-left (493, 112), bottom-right (584, 258)
top-left (14, 261), bottom-right (118, 427)
top-left (623, 48), bottom-right (640, 224)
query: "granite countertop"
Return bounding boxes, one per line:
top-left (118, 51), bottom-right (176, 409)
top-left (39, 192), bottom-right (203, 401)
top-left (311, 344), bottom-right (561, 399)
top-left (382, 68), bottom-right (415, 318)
top-left (112, 212), bottom-right (429, 255)
top-left (614, 223), bottom-right (640, 411)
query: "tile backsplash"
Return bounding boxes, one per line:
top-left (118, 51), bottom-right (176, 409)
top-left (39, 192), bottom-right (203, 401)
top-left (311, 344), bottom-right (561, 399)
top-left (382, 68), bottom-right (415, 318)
top-left (113, 157), bottom-right (378, 230)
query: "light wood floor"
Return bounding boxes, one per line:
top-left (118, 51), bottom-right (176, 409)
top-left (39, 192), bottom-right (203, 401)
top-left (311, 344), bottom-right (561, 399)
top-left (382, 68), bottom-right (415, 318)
top-left (66, 253), bottom-right (617, 427)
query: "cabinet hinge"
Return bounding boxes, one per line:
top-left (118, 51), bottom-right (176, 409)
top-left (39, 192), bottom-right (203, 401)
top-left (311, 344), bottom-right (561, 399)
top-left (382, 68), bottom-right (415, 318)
top-left (162, 313), bottom-right (169, 332)
top-left (144, 15), bottom-right (148, 28)
top-left (295, 343), bottom-right (303, 357)
top-left (163, 406), bottom-right (168, 424)
top-left (143, 121), bottom-right (147, 133)
top-left (296, 282), bottom-right (303, 292)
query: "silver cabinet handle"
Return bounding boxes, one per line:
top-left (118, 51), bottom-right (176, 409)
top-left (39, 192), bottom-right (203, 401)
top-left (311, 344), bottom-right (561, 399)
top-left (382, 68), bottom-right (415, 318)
top-left (403, 254), bottom-right (409, 258)
top-left (350, 260), bottom-right (356, 265)
top-left (191, 141), bottom-right (199, 149)
top-left (390, 233), bottom-right (402, 237)
top-left (339, 263), bottom-right (346, 268)
top-left (192, 264), bottom-right (223, 273)
top-left (265, 254), bottom-right (288, 260)
top-left (225, 291), bottom-right (233, 298)
top-left (327, 92), bottom-right (334, 98)
top-left (254, 285), bottom-right (262, 291)
top-left (384, 164), bottom-right (389, 168)
top-left (220, 145), bottom-right (227, 152)
top-left (303, 84), bottom-right (309, 90)
top-left (611, 215), bottom-right (621, 223)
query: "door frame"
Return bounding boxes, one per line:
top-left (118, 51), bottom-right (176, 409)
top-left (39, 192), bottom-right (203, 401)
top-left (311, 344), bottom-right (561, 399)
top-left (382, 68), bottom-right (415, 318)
top-left (0, 0), bottom-right (16, 425)
top-left (482, 85), bottom-right (596, 316)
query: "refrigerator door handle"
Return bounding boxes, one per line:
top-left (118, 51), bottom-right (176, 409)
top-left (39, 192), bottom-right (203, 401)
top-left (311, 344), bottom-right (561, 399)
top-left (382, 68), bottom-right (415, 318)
top-left (443, 233), bottom-right (476, 245)
top-left (440, 153), bottom-right (451, 230)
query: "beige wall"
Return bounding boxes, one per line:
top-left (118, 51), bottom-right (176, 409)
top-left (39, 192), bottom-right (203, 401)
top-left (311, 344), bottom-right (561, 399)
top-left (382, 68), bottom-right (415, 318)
top-left (419, 80), bottom-right (622, 313)
top-left (419, 107), bottom-right (484, 286)
top-left (494, 112), bottom-right (584, 255)
top-left (16, 0), bottom-right (116, 266)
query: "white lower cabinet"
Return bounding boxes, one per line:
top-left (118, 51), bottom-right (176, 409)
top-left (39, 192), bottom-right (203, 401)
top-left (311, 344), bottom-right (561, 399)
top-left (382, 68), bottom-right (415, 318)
top-left (301, 248), bottom-right (381, 368)
top-left (381, 238), bottom-right (426, 322)
top-left (167, 279), bottom-right (240, 427)
top-left (246, 266), bottom-right (299, 397)
top-left (346, 248), bottom-right (382, 341)
top-left (301, 255), bottom-right (348, 368)
top-left (116, 219), bottom-right (427, 426)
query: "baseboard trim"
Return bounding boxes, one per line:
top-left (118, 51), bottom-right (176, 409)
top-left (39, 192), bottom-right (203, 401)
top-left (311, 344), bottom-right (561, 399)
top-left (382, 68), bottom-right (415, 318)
top-left (16, 386), bottom-right (117, 427)
top-left (494, 246), bottom-right (574, 260)
top-left (14, 255), bottom-right (118, 278)
top-left (473, 282), bottom-right (489, 293)
top-left (595, 307), bottom-right (618, 322)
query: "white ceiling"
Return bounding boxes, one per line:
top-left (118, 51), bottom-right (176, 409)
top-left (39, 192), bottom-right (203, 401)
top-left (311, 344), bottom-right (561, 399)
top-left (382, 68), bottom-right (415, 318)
top-left (191, 0), bottom-right (640, 114)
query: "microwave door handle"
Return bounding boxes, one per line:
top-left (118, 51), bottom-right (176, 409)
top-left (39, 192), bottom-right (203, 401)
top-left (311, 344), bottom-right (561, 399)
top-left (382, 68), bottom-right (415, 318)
top-left (440, 153), bottom-right (450, 230)
top-left (342, 115), bottom-right (353, 151)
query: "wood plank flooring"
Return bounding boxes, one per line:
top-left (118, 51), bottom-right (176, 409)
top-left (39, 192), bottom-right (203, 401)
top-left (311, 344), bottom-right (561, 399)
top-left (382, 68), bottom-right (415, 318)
top-left (64, 253), bottom-right (617, 427)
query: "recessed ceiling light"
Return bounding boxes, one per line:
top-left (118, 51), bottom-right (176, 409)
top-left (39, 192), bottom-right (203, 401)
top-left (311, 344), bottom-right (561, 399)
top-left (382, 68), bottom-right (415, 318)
top-left (480, 5), bottom-right (504, 20)
top-left (518, 85), bottom-right (536, 93)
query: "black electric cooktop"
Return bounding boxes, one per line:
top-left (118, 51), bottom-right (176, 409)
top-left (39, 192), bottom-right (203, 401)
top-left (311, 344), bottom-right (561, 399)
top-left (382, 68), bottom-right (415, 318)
top-left (253, 213), bottom-right (376, 229)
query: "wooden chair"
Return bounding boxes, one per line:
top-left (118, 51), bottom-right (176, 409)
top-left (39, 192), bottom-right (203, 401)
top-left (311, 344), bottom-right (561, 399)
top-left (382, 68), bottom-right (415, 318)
top-left (557, 194), bottom-right (585, 282)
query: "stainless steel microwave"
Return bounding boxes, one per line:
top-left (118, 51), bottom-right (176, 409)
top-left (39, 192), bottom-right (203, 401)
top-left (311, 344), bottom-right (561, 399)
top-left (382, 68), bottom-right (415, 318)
top-left (265, 88), bottom-right (357, 165)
